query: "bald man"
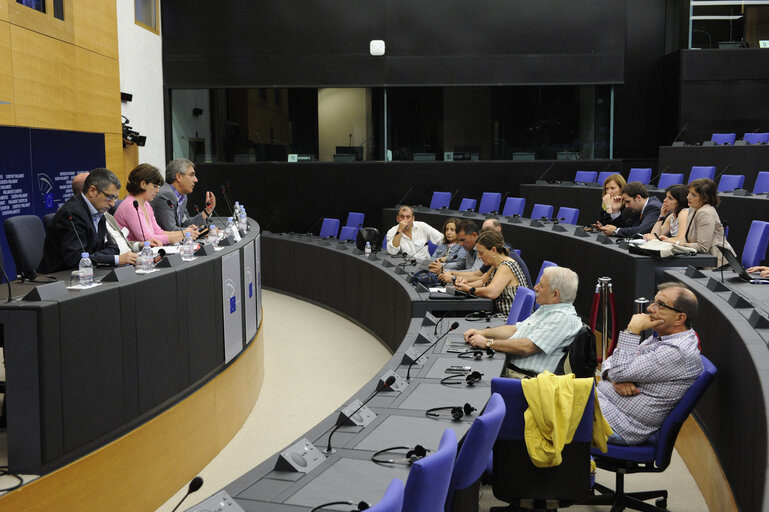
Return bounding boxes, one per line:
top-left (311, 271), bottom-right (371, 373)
top-left (596, 283), bottom-right (704, 445)
top-left (72, 172), bottom-right (89, 196)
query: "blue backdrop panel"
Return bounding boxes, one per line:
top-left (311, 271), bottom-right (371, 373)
top-left (0, 126), bottom-right (105, 280)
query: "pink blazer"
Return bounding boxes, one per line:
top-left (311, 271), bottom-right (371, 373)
top-left (113, 195), bottom-right (170, 245)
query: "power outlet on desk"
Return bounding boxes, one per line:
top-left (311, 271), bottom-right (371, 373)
top-left (186, 491), bottom-right (244, 512)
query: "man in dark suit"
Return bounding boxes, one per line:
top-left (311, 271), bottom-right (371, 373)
top-left (597, 181), bottom-right (662, 238)
top-left (150, 158), bottom-right (217, 231)
top-left (39, 168), bottom-right (138, 273)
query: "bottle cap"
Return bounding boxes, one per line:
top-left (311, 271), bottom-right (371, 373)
top-left (185, 232), bottom-right (191, 237)
top-left (81, 252), bottom-right (89, 258)
top-left (144, 241), bottom-right (151, 246)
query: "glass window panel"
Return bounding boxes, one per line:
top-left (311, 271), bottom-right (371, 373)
top-left (16, 0), bottom-right (45, 13)
top-left (135, 0), bottom-right (157, 31)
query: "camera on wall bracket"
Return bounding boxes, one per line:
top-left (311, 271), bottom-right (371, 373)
top-left (122, 115), bottom-right (146, 147)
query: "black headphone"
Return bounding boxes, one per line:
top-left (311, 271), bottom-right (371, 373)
top-left (457, 347), bottom-right (495, 360)
top-left (371, 444), bottom-right (430, 465)
top-left (425, 403), bottom-right (477, 420)
top-left (441, 371), bottom-right (484, 386)
top-left (310, 500), bottom-right (370, 511)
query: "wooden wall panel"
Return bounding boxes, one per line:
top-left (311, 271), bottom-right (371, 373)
top-left (73, 0), bottom-right (118, 59)
top-left (0, 21), bottom-right (15, 125)
top-left (106, 133), bottom-right (127, 185)
top-left (8, 0), bottom-right (73, 44)
top-left (10, 25), bottom-right (77, 130)
top-left (74, 46), bottom-right (120, 134)
top-left (0, 0), bottom-right (9, 22)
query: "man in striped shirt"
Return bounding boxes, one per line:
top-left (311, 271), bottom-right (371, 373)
top-left (597, 283), bottom-right (703, 445)
top-left (463, 266), bottom-right (582, 377)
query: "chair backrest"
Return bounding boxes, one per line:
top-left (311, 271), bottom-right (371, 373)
top-left (319, 217), bottom-right (341, 239)
top-left (369, 478), bottom-right (405, 512)
top-left (654, 355), bottom-right (717, 469)
top-left (574, 171), bottom-right (598, 183)
top-left (627, 168), bottom-right (652, 184)
top-left (108, 198), bottom-right (122, 216)
top-left (535, 260), bottom-right (557, 284)
top-left (554, 324), bottom-right (597, 379)
top-left (338, 225), bottom-right (359, 242)
top-left (43, 212), bottom-right (56, 233)
top-left (743, 132), bottom-right (769, 145)
top-left (530, 204), bottom-right (554, 220)
top-left (556, 207), bottom-right (579, 225)
top-left (717, 174), bottom-right (745, 192)
top-left (711, 133), bottom-right (736, 145)
top-left (656, 173), bottom-right (684, 190)
top-left (4, 215), bottom-right (46, 279)
top-left (445, 393), bottom-right (506, 512)
top-left (506, 287), bottom-right (536, 325)
top-left (742, 220), bottom-right (769, 268)
top-left (753, 171), bottom-right (769, 194)
top-left (430, 191), bottom-right (452, 210)
top-left (458, 198), bottom-right (476, 212)
top-left (502, 197), bottom-right (526, 217)
top-left (427, 240), bottom-right (437, 256)
top-left (490, 377), bottom-right (595, 503)
top-left (688, 165), bottom-right (716, 183)
top-left (478, 192), bottom-right (502, 214)
top-left (402, 429), bottom-right (458, 512)
top-left (346, 211), bottom-right (365, 228)
top-left (597, 171), bottom-right (615, 186)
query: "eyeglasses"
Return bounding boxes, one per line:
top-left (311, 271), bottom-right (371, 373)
top-left (649, 300), bottom-right (683, 314)
top-left (99, 190), bottom-right (119, 201)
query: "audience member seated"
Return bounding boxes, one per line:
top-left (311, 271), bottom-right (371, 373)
top-left (115, 164), bottom-right (198, 245)
top-left (452, 230), bottom-right (529, 317)
top-left (597, 283), bottom-right (704, 445)
top-left (643, 184), bottom-right (689, 242)
top-left (597, 173), bottom-right (630, 227)
top-left (428, 219), bottom-right (483, 277)
top-left (660, 178), bottom-right (734, 267)
top-left (747, 266), bottom-right (769, 277)
top-left (462, 266), bottom-right (582, 378)
top-left (39, 168), bottom-right (137, 273)
top-left (481, 218), bottom-right (532, 287)
top-left (151, 158), bottom-right (217, 231)
top-left (597, 181), bottom-right (661, 237)
top-left (386, 205), bottom-right (443, 258)
top-left (432, 217), bottom-right (466, 264)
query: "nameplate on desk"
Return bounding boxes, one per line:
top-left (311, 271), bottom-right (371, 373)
top-left (195, 244), bottom-right (215, 256)
top-left (101, 265), bottom-right (138, 283)
top-left (378, 370), bottom-right (408, 392)
top-left (749, 310), bottom-right (769, 329)
top-left (381, 259), bottom-right (394, 268)
top-left (219, 235), bottom-right (236, 247)
top-left (274, 438), bottom-right (326, 473)
top-left (337, 399), bottom-right (376, 427)
top-left (423, 311), bottom-right (438, 326)
top-left (529, 219), bottom-right (545, 227)
top-left (728, 292), bottom-right (752, 309)
top-left (156, 254), bottom-right (183, 268)
top-left (551, 224), bottom-right (567, 232)
top-left (402, 346), bottom-right (428, 366)
top-left (506, 215), bottom-right (522, 224)
top-left (394, 266), bottom-right (408, 275)
top-left (22, 280), bottom-right (68, 301)
top-left (574, 227), bottom-right (590, 237)
top-left (415, 328), bottom-right (434, 344)
top-left (596, 234), bottom-right (615, 245)
top-left (685, 266), bottom-right (705, 278)
top-left (706, 277), bottom-right (729, 292)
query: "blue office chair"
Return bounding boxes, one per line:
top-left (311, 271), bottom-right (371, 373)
top-left (488, 377), bottom-right (595, 511)
top-left (710, 133), bottom-right (736, 145)
top-left (430, 192), bottom-right (452, 210)
top-left (754, 171), bottom-right (769, 194)
top-left (339, 225), bottom-right (359, 242)
top-left (346, 212), bottom-right (365, 228)
top-left (427, 240), bottom-right (437, 256)
top-left (445, 393), bottom-right (506, 512)
top-left (502, 197), bottom-right (526, 217)
top-left (529, 204), bottom-right (554, 220)
top-left (656, 173), bottom-right (684, 190)
top-left (369, 478), bottom-right (405, 512)
top-left (597, 171), bottom-right (615, 186)
top-left (627, 168), bottom-right (652, 184)
top-left (505, 287), bottom-right (536, 325)
top-left (574, 171), bottom-right (598, 183)
top-left (556, 206), bottom-right (580, 225)
top-left (478, 192), bottom-right (502, 214)
top-left (743, 132), bottom-right (769, 145)
top-left (4, 215), bottom-right (46, 280)
top-left (458, 198), bottom-right (477, 212)
top-left (688, 165), bottom-right (716, 183)
top-left (742, 220), bottom-right (769, 268)
top-left (716, 174), bottom-right (745, 192)
top-left (535, 260), bottom-right (557, 284)
top-left (402, 429), bottom-right (458, 512)
top-left (586, 355), bottom-right (717, 512)
top-left (319, 218), bottom-right (341, 239)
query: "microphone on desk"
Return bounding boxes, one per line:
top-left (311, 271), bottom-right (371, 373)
top-left (407, 321), bottom-right (459, 381)
top-left (132, 200), bottom-right (148, 242)
top-left (152, 248), bottom-right (167, 264)
top-left (448, 188), bottom-right (460, 209)
top-left (494, 191), bottom-right (509, 214)
top-left (647, 167), bottom-right (668, 187)
top-left (204, 201), bottom-right (227, 230)
top-left (68, 216), bottom-right (87, 255)
top-left (220, 182), bottom-right (235, 217)
top-left (324, 376), bottom-right (397, 454)
top-left (305, 217), bottom-right (323, 236)
top-left (713, 164), bottom-right (731, 184)
top-left (395, 186), bottom-right (413, 207)
top-left (672, 123), bottom-right (688, 145)
top-left (536, 163), bottom-right (556, 183)
top-left (164, 200), bottom-right (187, 240)
top-left (434, 300), bottom-right (463, 336)
top-left (170, 476), bottom-right (204, 512)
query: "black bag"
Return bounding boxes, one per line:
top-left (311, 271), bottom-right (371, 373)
top-left (555, 324), bottom-right (598, 379)
top-left (411, 269), bottom-right (439, 288)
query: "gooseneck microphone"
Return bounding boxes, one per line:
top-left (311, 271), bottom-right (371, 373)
top-left (132, 200), bottom-right (147, 242)
top-left (324, 376), bottom-right (397, 454)
top-left (536, 163), bottom-right (556, 182)
top-left (407, 321), bottom-right (460, 380)
top-left (434, 299), bottom-right (463, 336)
top-left (396, 186), bottom-right (413, 207)
top-left (68, 216), bottom-right (87, 255)
top-left (713, 164), bottom-right (731, 184)
top-left (165, 199), bottom-right (186, 240)
top-left (263, 208), bottom-right (280, 232)
top-left (305, 217), bottom-right (324, 236)
top-left (170, 476), bottom-right (204, 512)
top-left (647, 167), bottom-right (668, 187)
top-left (220, 183), bottom-right (235, 217)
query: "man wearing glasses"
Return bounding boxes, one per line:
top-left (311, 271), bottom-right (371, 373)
top-left (151, 158), bottom-right (217, 232)
top-left (596, 283), bottom-right (704, 445)
top-left (40, 168), bottom-right (137, 273)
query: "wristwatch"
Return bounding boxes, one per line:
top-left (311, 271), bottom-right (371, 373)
top-left (469, 287), bottom-right (476, 294)
top-left (486, 338), bottom-right (494, 348)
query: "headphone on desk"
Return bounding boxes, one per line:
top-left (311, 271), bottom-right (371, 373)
top-left (440, 371), bottom-right (484, 386)
top-left (371, 444), bottom-right (430, 465)
top-left (457, 347), bottom-right (495, 360)
top-left (310, 500), bottom-right (370, 511)
top-left (425, 403), bottom-right (477, 421)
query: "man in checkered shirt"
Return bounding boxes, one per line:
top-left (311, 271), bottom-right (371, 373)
top-left (597, 283), bottom-right (704, 445)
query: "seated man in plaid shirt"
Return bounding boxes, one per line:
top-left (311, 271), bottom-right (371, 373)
top-left (597, 283), bottom-right (704, 445)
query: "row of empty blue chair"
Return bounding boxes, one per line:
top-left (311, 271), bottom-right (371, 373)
top-left (709, 132), bottom-right (769, 145)
top-left (576, 168), bottom-right (769, 194)
top-left (319, 212), bottom-right (365, 240)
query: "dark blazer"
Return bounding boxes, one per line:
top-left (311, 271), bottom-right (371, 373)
top-left (39, 195), bottom-right (119, 273)
top-left (150, 183), bottom-right (206, 231)
top-left (615, 196), bottom-right (662, 238)
top-left (598, 205), bottom-right (634, 228)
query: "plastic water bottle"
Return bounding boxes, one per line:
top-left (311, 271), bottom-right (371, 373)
top-left (365, 241), bottom-right (372, 256)
top-left (239, 212), bottom-right (248, 232)
top-left (141, 241), bottom-right (153, 272)
top-left (78, 252), bottom-right (93, 286)
top-left (233, 201), bottom-right (241, 216)
top-left (207, 224), bottom-right (219, 247)
top-left (181, 232), bottom-right (194, 261)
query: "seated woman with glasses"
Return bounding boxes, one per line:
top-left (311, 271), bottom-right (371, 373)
top-left (643, 184), bottom-right (689, 242)
top-left (114, 164), bottom-right (199, 246)
top-left (659, 178), bottom-right (734, 267)
top-left (452, 230), bottom-right (529, 317)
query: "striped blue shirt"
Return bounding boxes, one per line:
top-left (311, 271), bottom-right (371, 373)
top-left (505, 302), bottom-right (582, 374)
